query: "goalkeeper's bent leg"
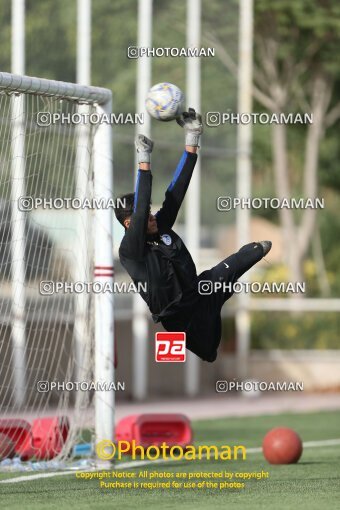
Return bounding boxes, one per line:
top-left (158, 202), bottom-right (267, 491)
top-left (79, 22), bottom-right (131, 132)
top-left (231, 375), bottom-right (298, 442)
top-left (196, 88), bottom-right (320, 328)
top-left (197, 241), bottom-right (271, 315)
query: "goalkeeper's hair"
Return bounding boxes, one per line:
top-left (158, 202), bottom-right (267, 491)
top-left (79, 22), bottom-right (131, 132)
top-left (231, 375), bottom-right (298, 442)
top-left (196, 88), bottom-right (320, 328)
top-left (114, 193), bottom-right (135, 227)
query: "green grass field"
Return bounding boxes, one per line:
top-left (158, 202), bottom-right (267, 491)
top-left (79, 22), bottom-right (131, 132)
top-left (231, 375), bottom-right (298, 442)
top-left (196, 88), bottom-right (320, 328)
top-left (1, 410), bottom-right (339, 510)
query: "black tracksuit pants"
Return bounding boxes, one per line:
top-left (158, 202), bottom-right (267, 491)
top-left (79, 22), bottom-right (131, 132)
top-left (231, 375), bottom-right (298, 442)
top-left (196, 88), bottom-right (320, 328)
top-left (161, 241), bottom-right (264, 362)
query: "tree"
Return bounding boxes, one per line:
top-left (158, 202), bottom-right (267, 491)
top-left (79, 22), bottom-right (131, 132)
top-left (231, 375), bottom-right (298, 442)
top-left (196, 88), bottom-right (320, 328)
top-left (205, 0), bottom-right (340, 285)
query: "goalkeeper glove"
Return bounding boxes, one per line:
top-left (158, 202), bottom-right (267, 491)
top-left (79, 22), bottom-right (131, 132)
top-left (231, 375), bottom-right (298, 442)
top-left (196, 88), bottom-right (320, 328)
top-left (135, 134), bottom-right (154, 164)
top-left (176, 108), bottom-right (203, 147)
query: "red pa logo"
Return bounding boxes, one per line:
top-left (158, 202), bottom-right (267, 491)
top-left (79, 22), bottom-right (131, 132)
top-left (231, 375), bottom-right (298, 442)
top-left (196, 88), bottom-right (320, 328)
top-left (155, 332), bottom-right (186, 362)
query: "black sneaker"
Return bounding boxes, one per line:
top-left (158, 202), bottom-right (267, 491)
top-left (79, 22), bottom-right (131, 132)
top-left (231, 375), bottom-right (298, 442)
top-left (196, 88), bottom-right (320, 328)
top-left (259, 240), bottom-right (272, 257)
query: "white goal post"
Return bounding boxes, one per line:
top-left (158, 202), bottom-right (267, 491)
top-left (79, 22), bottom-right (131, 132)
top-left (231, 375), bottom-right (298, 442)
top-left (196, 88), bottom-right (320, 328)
top-left (0, 71), bottom-right (114, 464)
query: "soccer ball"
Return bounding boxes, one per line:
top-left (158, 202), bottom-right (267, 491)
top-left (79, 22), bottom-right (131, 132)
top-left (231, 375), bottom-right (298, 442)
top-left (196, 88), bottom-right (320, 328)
top-left (262, 428), bottom-right (303, 464)
top-left (145, 82), bottom-right (185, 121)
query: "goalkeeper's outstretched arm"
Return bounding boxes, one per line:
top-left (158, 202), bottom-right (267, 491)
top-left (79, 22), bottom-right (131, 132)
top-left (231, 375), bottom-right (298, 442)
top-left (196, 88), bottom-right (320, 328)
top-left (155, 108), bottom-right (203, 231)
top-left (119, 135), bottom-right (153, 260)
top-left (155, 150), bottom-right (197, 231)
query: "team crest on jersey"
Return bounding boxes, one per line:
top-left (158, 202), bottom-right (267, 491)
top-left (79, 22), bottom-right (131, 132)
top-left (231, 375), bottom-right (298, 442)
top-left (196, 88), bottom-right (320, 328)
top-left (161, 234), bottom-right (172, 246)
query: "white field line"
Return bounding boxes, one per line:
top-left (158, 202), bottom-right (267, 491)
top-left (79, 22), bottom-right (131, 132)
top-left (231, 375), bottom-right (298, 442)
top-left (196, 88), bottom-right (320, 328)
top-left (1, 438), bottom-right (340, 484)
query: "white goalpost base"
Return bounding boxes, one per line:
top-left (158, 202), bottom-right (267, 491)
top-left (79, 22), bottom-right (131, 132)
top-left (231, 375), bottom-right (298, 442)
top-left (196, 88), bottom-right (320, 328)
top-left (0, 71), bottom-right (114, 466)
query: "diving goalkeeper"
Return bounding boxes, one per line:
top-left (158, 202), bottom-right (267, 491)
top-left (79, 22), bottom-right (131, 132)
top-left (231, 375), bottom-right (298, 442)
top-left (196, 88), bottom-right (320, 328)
top-left (115, 109), bottom-right (271, 362)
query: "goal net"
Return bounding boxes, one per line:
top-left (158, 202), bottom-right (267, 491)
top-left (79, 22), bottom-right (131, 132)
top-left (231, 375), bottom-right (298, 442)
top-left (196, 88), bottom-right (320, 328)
top-left (0, 72), bottom-right (114, 470)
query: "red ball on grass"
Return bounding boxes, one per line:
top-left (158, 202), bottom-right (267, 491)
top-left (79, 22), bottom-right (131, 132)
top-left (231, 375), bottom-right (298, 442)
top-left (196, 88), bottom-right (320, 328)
top-left (262, 427), bottom-right (303, 464)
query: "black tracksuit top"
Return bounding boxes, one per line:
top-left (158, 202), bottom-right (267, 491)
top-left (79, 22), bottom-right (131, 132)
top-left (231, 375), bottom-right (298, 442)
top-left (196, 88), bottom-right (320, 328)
top-left (119, 150), bottom-right (199, 322)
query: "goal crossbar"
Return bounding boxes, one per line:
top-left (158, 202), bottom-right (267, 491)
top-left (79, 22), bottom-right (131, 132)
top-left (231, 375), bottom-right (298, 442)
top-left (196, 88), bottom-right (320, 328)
top-left (0, 71), bottom-right (112, 104)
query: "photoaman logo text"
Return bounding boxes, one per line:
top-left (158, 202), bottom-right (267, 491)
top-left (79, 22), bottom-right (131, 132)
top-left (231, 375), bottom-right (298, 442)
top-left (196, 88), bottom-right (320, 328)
top-left (96, 439), bottom-right (246, 461)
